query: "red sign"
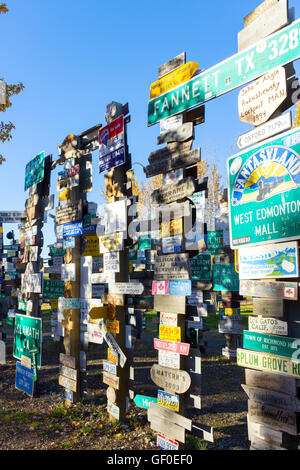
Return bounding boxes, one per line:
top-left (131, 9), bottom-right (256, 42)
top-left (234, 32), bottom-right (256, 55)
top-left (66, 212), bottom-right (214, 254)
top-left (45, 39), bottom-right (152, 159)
top-left (154, 338), bottom-right (190, 356)
top-left (98, 115), bottom-right (125, 173)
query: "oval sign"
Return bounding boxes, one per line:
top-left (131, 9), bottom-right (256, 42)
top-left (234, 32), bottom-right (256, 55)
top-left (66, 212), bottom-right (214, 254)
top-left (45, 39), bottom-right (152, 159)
top-left (150, 364), bottom-right (191, 394)
top-left (106, 386), bottom-right (116, 404)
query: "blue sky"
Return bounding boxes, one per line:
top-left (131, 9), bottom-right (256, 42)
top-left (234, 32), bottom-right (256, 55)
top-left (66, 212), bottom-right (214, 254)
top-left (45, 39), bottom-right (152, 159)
top-left (1, 0), bottom-right (300, 252)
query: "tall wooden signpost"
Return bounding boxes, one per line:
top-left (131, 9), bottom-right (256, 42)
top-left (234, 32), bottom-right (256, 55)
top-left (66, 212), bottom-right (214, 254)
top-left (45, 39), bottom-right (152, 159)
top-left (145, 53), bottom-right (213, 449)
top-left (229, 0), bottom-right (300, 450)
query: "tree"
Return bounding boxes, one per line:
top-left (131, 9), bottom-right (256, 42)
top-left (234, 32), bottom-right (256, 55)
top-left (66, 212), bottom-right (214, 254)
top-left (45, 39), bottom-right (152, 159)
top-left (205, 162), bottom-right (223, 230)
top-left (0, 3), bottom-right (24, 163)
top-left (132, 174), bottom-right (162, 220)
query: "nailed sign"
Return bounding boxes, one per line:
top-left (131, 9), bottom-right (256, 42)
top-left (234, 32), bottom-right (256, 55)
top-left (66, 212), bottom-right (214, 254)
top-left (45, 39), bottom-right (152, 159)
top-left (238, 66), bottom-right (287, 126)
top-left (240, 279), bottom-right (298, 300)
top-left (154, 253), bottom-right (190, 281)
top-left (154, 295), bottom-right (186, 314)
top-left (150, 62), bottom-right (199, 98)
top-left (253, 298), bottom-right (284, 318)
top-left (237, 348), bottom-right (300, 379)
top-left (152, 177), bottom-right (196, 205)
top-left (228, 127), bottom-right (300, 248)
top-left (239, 241), bottom-right (298, 279)
top-left (24, 151), bottom-right (45, 191)
top-left (243, 330), bottom-right (299, 358)
top-left (147, 19), bottom-right (300, 125)
top-left (150, 364), bottom-right (191, 394)
top-left (99, 115), bottom-right (125, 173)
top-left (212, 264), bottom-right (239, 291)
top-left (154, 338), bottom-right (190, 356)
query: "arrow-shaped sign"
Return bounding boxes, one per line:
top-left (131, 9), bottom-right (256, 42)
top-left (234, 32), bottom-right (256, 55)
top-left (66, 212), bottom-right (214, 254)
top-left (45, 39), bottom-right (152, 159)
top-left (134, 394), bottom-right (158, 409)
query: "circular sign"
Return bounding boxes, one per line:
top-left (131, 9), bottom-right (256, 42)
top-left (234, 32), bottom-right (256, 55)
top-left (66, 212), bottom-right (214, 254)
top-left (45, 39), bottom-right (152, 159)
top-left (106, 386), bottom-right (116, 403)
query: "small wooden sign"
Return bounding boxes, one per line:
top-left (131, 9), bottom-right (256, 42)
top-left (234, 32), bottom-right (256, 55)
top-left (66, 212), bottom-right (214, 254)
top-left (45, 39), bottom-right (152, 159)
top-left (145, 149), bottom-right (200, 178)
top-left (245, 368), bottom-right (297, 396)
top-left (148, 402), bottom-right (191, 431)
top-left (59, 353), bottom-right (76, 369)
top-left (107, 401), bottom-right (120, 420)
top-left (89, 305), bottom-right (115, 320)
top-left (59, 374), bottom-right (77, 392)
top-left (59, 365), bottom-right (77, 381)
top-left (248, 316), bottom-right (288, 336)
top-left (105, 319), bottom-right (120, 334)
top-left (55, 201), bottom-right (82, 225)
top-left (108, 282), bottom-right (144, 295)
top-left (252, 298), bottom-right (284, 318)
top-left (61, 263), bottom-right (76, 281)
top-left (103, 371), bottom-right (119, 390)
top-left (239, 280), bottom-right (298, 300)
top-left (149, 415), bottom-right (185, 444)
top-left (103, 251), bottom-right (120, 272)
top-left (242, 384), bottom-right (299, 411)
top-left (157, 122), bottom-right (194, 145)
top-left (150, 364), bottom-right (191, 394)
top-left (154, 295), bottom-right (185, 314)
top-left (106, 386), bottom-right (116, 404)
top-left (151, 177), bottom-right (196, 205)
top-left (248, 400), bottom-right (297, 436)
top-left (154, 253), bottom-right (189, 281)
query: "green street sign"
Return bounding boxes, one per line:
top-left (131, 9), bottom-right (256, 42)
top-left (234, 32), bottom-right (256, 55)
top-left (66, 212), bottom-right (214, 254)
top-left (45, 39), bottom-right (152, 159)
top-left (13, 314), bottom-right (42, 368)
top-left (43, 279), bottom-right (65, 299)
top-left (213, 264), bottom-right (239, 291)
top-left (243, 330), bottom-right (299, 359)
top-left (190, 253), bottom-right (211, 280)
top-left (24, 151), bottom-right (45, 191)
top-left (207, 230), bottom-right (223, 254)
top-left (138, 235), bottom-right (151, 250)
top-left (18, 301), bottom-right (27, 311)
top-left (148, 19), bottom-right (300, 125)
top-left (228, 126), bottom-right (300, 248)
top-left (133, 394), bottom-right (157, 409)
top-left (49, 246), bottom-right (66, 257)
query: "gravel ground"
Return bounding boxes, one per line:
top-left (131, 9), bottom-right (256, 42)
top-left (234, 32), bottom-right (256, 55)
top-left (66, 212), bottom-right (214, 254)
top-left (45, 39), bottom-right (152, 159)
top-left (0, 323), bottom-right (248, 451)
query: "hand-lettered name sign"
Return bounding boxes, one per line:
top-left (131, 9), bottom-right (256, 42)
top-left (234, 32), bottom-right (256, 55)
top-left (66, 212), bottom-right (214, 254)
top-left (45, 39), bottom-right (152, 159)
top-left (150, 364), bottom-right (191, 394)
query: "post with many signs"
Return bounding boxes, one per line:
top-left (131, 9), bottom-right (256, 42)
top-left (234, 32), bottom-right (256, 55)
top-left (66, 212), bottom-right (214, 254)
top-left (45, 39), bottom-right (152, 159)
top-left (229, 0), bottom-right (300, 450)
top-left (145, 53), bottom-right (213, 449)
top-left (98, 101), bottom-right (132, 423)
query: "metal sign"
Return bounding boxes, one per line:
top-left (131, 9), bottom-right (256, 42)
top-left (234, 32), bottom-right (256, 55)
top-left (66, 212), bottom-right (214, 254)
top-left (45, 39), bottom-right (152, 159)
top-left (190, 253), bottom-right (211, 280)
top-left (63, 221), bottom-right (83, 238)
top-left (157, 390), bottom-right (180, 411)
top-left (154, 253), bottom-right (190, 281)
top-left (154, 338), bottom-right (190, 356)
top-left (148, 19), bottom-right (300, 125)
top-left (228, 126), bottom-right (300, 248)
top-left (237, 112), bottom-right (292, 150)
top-left (253, 298), bottom-right (284, 317)
top-left (212, 264), bottom-right (239, 291)
top-left (243, 330), bottom-right (299, 358)
top-left (162, 235), bottom-right (182, 254)
top-left (15, 362), bottom-right (34, 396)
top-left (240, 279), bottom-right (298, 300)
top-left (157, 434), bottom-right (179, 451)
top-left (237, 348), bottom-right (300, 378)
top-left (133, 394), bottom-right (158, 409)
top-left (152, 280), bottom-right (191, 296)
top-left (99, 115), bottom-right (125, 173)
top-left (24, 151), bottom-right (45, 190)
top-left (13, 314), bottom-right (42, 368)
top-left (239, 241), bottom-right (299, 279)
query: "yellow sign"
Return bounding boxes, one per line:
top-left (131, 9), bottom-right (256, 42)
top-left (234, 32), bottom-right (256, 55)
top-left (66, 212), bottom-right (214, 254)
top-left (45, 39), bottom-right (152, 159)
top-left (82, 235), bottom-right (101, 257)
top-left (150, 61), bottom-right (199, 99)
top-left (106, 320), bottom-right (120, 334)
top-left (59, 188), bottom-right (70, 201)
top-left (159, 325), bottom-right (181, 342)
top-left (161, 218), bottom-right (183, 238)
top-left (107, 348), bottom-right (118, 365)
top-left (225, 308), bottom-right (239, 316)
top-left (89, 305), bottom-right (115, 320)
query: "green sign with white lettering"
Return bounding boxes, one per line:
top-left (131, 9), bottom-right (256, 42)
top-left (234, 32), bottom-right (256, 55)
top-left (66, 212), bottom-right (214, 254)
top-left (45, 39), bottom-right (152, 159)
top-left (24, 151), bottom-right (45, 190)
top-left (213, 264), bottom-right (239, 291)
top-left (207, 230), bottom-right (223, 254)
top-left (228, 127), bottom-right (300, 248)
top-left (243, 330), bottom-right (299, 359)
top-left (191, 253), bottom-right (211, 280)
top-left (148, 20), bottom-right (300, 125)
top-left (43, 279), bottom-right (65, 299)
top-left (13, 314), bottom-right (42, 368)
top-left (133, 394), bottom-right (157, 409)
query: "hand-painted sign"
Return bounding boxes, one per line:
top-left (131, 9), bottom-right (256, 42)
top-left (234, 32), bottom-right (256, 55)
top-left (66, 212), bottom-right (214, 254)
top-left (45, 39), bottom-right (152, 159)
top-left (107, 401), bottom-right (120, 420)
top-left (248, 316), bottom-right (288, 336)
top-left (148, 19), bottom-right (300, 125)
top-left (212, 264), bottom-right (239, 291)
top-left (99, 232), bottom-right (124, 253)
top-left (151, 177), bottom-right (196, 204)
top-left (99, 115), bottom-right (125, 173)
top-left (237, 112), bottom-right (292, 150)
top-left (243, 330), bottom-right (299, 359)
top-left (228, 127), bottom-right (300, 248)
top-left (154, 338), bottom-right (190, 356)
top-left (154, 253), bottom-right (190, 281)
top-left (13, 315), bottom-right (42, 368)
top-left (133, 394), bottom-right (158, 409)
top-left (150, 61), bottom-right (199, 98)
top-left (248, 400), bottom-right (297, 436)
top-left (253, 298), bottom-right (284, 318)
top-left (237, 348), bottom-right (300, 378)
top-left (240, 279), bottom-right (298, 300)
top-left (238, 66), bottom-right (287, 126)
top-left (15, 362), bottom-right (34, 396)
top-left (150, 364), bottom-right (191, 394)
top-left (86, 323), bottom-right (104, 344)
top-left (239, 241), bottom-right (298, 279)
top-left (24, 151), bottom-right (45, 190)
top-left (63, 221), bottom-right (83, 238)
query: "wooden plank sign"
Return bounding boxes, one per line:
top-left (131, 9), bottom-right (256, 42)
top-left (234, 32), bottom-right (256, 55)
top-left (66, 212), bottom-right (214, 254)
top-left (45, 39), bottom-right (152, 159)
top-left (59, 375), bottom-right (77, 392)
top-left (107, 401), bottom-right (120, 420)
top-left (103, 372), bottom-right (119, 390)
top-left (154, 295), bottom-right (185, 314)
top-left (150, 364), bottom-right (191, 394)
top-left (145, 148), bottom-right (200, 178)
top-left (248, 400), bottom-right (297, 436)
top-left (238, 66), bottom-right (287, 126)
top-left (154, 253), bottom-right (189, 281)
top-left (157, 122), bottom-right (194, 145)
top-left (148, 402), bottom-right (191, 431)
top-left (239, 280), bottom-right (298, 300)
top-left (242, 384), bottom-right (299, 411)
top-left (252, 298), bottom-right (284, 318)
top-left (149, 415), bottom-right (185, 444)
top-left (245, 369), bottom-right (297, 396)
top-left (151, 177), bottom-right (196, 205)
top-left (248, 316), bottom-right (288, 336)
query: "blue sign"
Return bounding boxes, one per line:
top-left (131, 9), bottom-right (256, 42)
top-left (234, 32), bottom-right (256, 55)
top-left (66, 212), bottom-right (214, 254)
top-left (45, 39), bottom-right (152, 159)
top-left (63, 237), bottom-right (75, 249)
top-left (15, 362), bottom-right (34, 396)
top-left (63, 221), bottom-right (83, 238)
top-left (169, 280), bottom-right (192, 296)
top-left (83, 224), bottom-right (97, 233)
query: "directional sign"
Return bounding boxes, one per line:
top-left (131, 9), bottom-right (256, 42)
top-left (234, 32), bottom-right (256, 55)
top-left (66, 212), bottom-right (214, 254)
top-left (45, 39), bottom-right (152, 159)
top-left (239, 241), bottom-right (299, 279)
top-left (150, 61), bottom-right (199, 98)
top-left (237, 348), bottom-right (300, 379)
top-left (243, 330), bottom-right (299, 359)
top-left (228, 126), bottom-right (300, 248)
top-left (13, 315), bottom-right (42, 368)
top-left (133, 394), bottom-right (158, 409)
top-left (152, 177), bottom-right (196, 205)
top-left (148, 19), bottom-right (300, 125)
top-left (237, 112), bottom-right (292, 150)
